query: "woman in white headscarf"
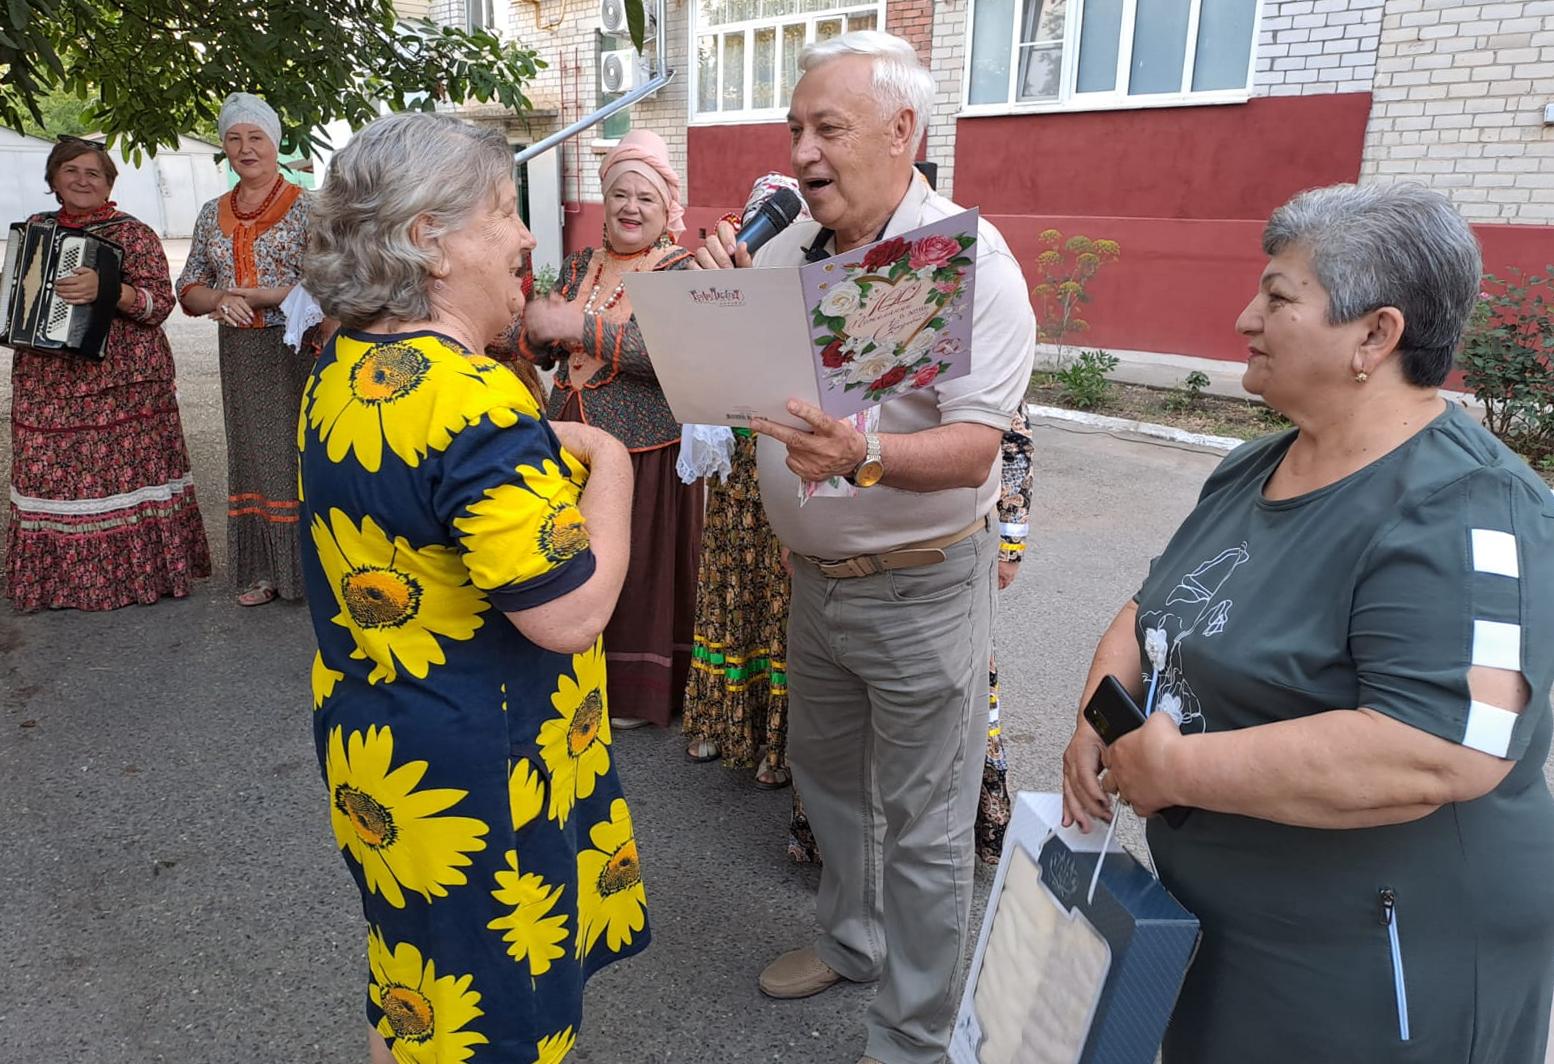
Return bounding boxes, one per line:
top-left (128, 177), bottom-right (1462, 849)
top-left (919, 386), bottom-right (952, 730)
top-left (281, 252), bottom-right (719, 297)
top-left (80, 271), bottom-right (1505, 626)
top-left (177, 92), bottom-right (312, 605)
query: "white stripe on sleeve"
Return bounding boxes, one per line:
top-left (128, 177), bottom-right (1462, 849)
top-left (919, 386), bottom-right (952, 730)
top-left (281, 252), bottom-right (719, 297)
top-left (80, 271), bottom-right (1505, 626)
top-left (1462, 699), bottom-right (1518, 758)
top-left (1470, 528), bottom-right (1519, 579)
top-left (1471, 619), bottom-right (1522, 672)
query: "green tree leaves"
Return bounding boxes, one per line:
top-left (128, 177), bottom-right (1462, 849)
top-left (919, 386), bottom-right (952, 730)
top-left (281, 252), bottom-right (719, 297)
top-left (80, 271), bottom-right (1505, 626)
top-left (0, 0), bottom-right (564, 158)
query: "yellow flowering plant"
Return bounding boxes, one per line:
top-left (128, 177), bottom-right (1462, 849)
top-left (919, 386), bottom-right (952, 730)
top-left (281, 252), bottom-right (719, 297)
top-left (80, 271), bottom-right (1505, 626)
top-left (1031, 229), bottom-right (1121, 360)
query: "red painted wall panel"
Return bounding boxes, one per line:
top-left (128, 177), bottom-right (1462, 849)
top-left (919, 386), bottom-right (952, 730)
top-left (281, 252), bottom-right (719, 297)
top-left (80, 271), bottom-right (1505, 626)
top-left (1477, 225), bottom-right (1554, 283)
top-left (955, 94), bottom-right (1374, 221)
top-left (985, 215), bottom-right (1554, 365)
top-left (565, 91), bottom-right (1553, 366)
top-left (687, 124), bottom-right (793, 209)
top-left (992, 214), bottom-right (1266, 362)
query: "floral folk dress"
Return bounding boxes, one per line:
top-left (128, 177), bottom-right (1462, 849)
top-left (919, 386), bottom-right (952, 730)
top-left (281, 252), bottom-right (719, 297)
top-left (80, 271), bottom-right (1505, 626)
top-left (6, 206), bottom-right (210, 611)
top-left (300, 330), bottom-right (648, 1062)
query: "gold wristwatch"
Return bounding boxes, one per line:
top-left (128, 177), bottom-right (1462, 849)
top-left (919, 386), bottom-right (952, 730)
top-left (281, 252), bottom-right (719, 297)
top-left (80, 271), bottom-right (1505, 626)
top-left (848, 433), bottom-right (885, 488)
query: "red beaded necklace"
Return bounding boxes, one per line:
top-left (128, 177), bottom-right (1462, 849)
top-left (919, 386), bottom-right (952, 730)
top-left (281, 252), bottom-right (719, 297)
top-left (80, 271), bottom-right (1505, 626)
top-left (582, 247), bottom-right (659, 314)
top-left (229, 175), bottom-right (286, 222)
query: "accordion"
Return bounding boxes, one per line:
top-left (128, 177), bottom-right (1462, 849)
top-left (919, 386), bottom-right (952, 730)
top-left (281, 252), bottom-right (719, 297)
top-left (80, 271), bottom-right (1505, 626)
top-left (0, 217), bottom-right (124, 361)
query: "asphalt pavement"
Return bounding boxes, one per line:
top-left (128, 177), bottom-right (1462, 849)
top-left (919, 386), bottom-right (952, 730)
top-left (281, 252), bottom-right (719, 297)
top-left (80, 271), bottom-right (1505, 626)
top-left (2, 314), bottom-right (1548, 1063)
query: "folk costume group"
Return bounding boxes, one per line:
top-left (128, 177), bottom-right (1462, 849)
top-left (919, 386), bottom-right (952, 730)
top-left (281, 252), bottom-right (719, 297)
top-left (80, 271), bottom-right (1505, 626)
top-left (6, 30), bottom-right (1553, 1064)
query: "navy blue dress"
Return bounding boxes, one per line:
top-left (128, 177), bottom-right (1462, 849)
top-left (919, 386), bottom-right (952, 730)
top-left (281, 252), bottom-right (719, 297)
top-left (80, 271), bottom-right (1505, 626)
top-left (300, 328), bottom-right (648, 1062)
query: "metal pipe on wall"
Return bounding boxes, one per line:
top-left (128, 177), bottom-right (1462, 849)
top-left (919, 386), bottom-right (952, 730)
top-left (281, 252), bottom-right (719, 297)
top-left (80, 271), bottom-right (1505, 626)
top-left (513, 0), bottom-right (672, 166)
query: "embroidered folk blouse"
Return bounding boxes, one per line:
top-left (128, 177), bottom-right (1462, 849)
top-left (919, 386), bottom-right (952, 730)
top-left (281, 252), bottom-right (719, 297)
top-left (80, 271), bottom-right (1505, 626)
top-left (176, 185), bottom-right (309, 329)
top-left (508, 245), bottom-right (695, 453)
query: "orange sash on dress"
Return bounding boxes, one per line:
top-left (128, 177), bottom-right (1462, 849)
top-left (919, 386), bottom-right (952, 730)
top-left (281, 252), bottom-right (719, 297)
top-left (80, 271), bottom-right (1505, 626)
top-left (217, 180), bottom-right (302, 329)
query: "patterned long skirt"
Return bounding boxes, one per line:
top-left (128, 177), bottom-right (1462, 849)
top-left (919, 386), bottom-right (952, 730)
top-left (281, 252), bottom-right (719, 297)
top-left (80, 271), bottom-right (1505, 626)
top-left (788, 647), bottom-right (1013, 866)
top-left (218, 325), bottom-right (307, 600)
top-left (6, 379), bottom-right (211, 612)
top-left (682, 433), bottom-right (791, 769)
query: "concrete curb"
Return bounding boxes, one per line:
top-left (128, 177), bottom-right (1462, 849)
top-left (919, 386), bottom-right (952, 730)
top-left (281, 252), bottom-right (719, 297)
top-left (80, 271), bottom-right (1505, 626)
top-left (1025, 402), bottom-right (1245, 454)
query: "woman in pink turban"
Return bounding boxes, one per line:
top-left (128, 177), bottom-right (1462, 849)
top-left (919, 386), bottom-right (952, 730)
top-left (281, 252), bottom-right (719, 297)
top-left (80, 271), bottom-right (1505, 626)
top-left (514, 130), bottom-right (702, 729)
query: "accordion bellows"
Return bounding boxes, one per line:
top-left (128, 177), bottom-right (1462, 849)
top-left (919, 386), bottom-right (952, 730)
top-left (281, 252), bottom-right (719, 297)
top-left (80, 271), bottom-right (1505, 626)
top-left (1, 218), bottom-right (124, 361)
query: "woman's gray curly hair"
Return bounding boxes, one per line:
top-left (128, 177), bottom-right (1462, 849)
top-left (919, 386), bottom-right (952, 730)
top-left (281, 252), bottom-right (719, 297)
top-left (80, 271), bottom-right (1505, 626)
top-left (305, 112), bottom-right (514, 328)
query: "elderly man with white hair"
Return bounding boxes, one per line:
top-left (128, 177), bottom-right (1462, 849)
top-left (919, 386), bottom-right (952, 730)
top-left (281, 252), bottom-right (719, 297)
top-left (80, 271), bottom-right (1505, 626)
top-left (695, 30), bottom-right (1036, 1064)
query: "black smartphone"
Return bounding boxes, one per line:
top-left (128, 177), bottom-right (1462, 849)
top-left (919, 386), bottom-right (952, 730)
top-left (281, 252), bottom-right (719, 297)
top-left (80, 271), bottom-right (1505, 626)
top-left (1081, 675), bottom-right (1191, 829)
top-left (1082, 674), bottom-right (1148, 745)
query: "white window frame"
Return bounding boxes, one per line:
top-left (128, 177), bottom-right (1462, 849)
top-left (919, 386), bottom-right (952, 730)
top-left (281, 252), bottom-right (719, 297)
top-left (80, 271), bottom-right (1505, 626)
top-left (463, 0), bottom-right (493, 33)
top-left (960, 0), bottom-right (1265, 118)
top-left (688, 1), bottom-right (887, 126)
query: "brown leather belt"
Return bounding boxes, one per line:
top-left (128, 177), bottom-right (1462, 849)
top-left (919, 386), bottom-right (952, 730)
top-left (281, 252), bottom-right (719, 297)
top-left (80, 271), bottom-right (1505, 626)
top-left (803, 515), bottom-right (991, 580)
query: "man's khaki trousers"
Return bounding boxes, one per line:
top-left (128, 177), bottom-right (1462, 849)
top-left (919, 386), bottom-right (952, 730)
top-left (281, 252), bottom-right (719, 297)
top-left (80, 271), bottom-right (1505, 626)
top-left (787, 525), bottom-right (996, 1064)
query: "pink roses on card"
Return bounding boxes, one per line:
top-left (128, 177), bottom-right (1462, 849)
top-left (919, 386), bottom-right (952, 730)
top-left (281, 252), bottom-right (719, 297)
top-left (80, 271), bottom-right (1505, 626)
top-left (909, 234), bottom-right (962, 271)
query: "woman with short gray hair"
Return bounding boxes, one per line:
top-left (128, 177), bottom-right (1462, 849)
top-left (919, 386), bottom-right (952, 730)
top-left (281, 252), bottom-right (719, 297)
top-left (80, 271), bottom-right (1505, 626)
top-left (1062, 182), bottom-right (1554, 1063)
top-left (300, 110), bottom-right (648, 1064)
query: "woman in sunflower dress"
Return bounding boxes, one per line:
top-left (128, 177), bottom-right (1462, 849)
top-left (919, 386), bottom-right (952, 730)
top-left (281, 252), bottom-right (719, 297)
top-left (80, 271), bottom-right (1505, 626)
top-left (301, 113), bottom-right (647, 1064)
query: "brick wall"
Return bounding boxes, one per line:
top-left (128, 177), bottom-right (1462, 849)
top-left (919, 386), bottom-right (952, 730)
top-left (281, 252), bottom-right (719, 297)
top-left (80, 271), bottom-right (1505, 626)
top-left (449, 0), bottom-right (690, 206)
top-left (1255, 0), bottom-right (1385, 96)
top-left (925, 0), bottom-right (969, 199)
top-left (1359, 0), bottom-right (1554, 224)
top-left (885, 0), bottom-right (935, 65)
top-left (615, 0), bottom-right (690, 202)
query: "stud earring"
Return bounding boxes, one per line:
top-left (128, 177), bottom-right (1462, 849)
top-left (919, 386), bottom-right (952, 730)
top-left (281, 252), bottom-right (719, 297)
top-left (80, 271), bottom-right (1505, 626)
top-left (1354, 371), bottom-right (1369, 383)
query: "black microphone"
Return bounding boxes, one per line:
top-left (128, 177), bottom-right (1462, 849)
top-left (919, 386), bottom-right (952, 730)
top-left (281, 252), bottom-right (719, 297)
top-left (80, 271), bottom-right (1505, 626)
top-left (735, 187), bottom-right (804, 258)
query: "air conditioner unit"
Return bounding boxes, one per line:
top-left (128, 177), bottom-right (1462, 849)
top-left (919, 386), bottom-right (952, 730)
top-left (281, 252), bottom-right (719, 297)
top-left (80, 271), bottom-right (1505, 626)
top-left (599, 0), bottom-right (629, 34)
top-left (600, 47), bottom-right (646, 93)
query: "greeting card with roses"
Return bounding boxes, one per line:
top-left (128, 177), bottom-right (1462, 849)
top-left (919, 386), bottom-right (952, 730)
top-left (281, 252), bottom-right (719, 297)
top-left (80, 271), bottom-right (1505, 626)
top-left (622, 208), bottom-right (979, 429)
top-left (803, 209), bottom-right (978, 416)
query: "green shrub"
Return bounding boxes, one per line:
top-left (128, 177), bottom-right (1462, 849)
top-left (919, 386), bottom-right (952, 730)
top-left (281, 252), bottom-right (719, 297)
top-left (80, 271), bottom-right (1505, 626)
top-left (1056, 350), bottom-right (1119, 410)
top-left (1459, 267), bottom-right (1553, 463)
top-left (1163, 369), bottom-right (1212, 412)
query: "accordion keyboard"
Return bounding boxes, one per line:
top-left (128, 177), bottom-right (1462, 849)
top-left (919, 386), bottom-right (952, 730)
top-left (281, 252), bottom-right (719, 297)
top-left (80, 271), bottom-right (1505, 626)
top-left (43, 237), bottom-right (85, 341)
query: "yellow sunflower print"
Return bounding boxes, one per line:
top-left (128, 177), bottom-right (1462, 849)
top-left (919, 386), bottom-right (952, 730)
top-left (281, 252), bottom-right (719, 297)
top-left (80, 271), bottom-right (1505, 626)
top-left (453, 453), bottom-right (591, 594)
top-left (536, 641), bottom-right (612, 826)
top-left (532, 1027), bottom-right (577, 1064)
top-left (368, 928), bottom-right (489, 1064)
top-left (509, 757), bottom-right (545, 831)
top-left (297, 371), bottom-right (312, 502)
top-left (326, 724), bottom-right (489, 908)
top-left (576, 798), bottom-right (646, 959)
top-left (430, 335), bottom-right (541, 398)
top-left (311, 650), bottom-right (344, 710)
top-left (312, 508), bottom-right (488, 685)
top-left (486, 849), bottom-right (568, 977)
top-left (308, 334), bottom-right (530, 472)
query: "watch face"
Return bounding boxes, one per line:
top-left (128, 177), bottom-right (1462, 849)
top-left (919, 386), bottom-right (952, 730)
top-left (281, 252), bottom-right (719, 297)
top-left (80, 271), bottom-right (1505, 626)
top-left (854, 460), bottom-right (885, 488)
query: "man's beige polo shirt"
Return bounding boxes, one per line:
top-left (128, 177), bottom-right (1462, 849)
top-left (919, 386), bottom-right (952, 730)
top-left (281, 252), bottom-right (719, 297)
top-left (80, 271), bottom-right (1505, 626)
top-left (753, 174), bottom-right (1037, 559)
